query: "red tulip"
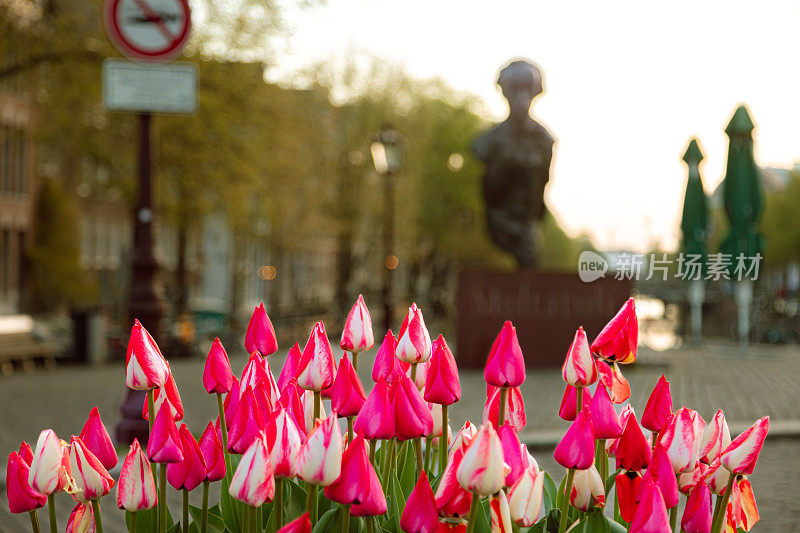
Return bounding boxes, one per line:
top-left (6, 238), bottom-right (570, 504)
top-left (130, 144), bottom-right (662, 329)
top-left (79, 406), bottom-right (118, 470)
top-left (350, 453), bottom-right (387, 517)
top-left (681, 480), bottom-right (712, 533)
top-left (629, 478), bottom-right (671, 533)
top-left (229, 433), bottom-right (275, 507)
top-left (277, 513), bottom-right (312, 533)
top-left (615, 470), bottom-right (643, 524)
top-left (457, 423), bottom-right (508, 496)
top-left (401, 472), bottom-right (439, 533)
top-left (277, 342), bottom-right (302, 393)
top-left (125, 319), bottom-right (169, 391)
top-left (296, 322), bottom-right (337, 392)
top-left (394, 373), bottom-right (434, 440)
top-left (596, 360), bottom-right (631, 403)
top-left (435, 445), bottom-right (472, 518)
top-left (245, 302), bottom-right (278, 356)
top-left (18, 441), bottom-right (33, 466)
top-left (638, 445), bottom-right (679, 508)
top-left (437, 521), bottom-right (467, 533)
top-left (223, 377), bottom-right (240, 430)
top-left (658, 407), bottom-right (705, 474)
top-left (483, 385), bottom-right (526, 432)
top-left (570, 464), bottom-right (605, 511)
top-left (558, 385), bottom-right (591, 422)
top-left (372, 330), bottom-right (407, 383)
top-left (276, 381), bottom-right (307, 438)
top-left (228, 386), bottom-right (266, 454)
top-left (553, 409), bottom-right (595, 470)
top-left (396, 302), bottom-right (432, 364)
top-left (588, 385), bottom-right (622, 439)
top-left (28, 430), bottom-right (70, 495)
top-left (341, 294), bottom-right (374, 353)
top-left (330, 354), bottom-right (367, 418)
top-left (142, 363), bottom-right (184, 422)
top-left (147, 402), bottom-right (184, 464)
top-left (605, 404), bottom-right (635, 459)
top-left (240, 352), bottom-right (269, 394)
top-left (354, 377), bottom-right (395, 440)
top-left (69, 435), bottom-right (115, 500)
top-left (167, 425), bottom-right (206, 491)
top-left (719, 416), bottom-right (769, 475)
top-left (641, 375), bottom-right (672, 433)
top-left (484, 321), bottom-right (525, 388)
top-left (451, 421), bottom-right (478, 452)
top-left (498, 423), bottom-right (526, 487)
top-left (591, 297), bottom-right (638, 364)
top-left (615, 411), bottom-right (651, 471)
top-left (489, 490), bottom-right (512, 532)
top-left (699, 409), bottom-right (731, 465)
top-left (265, 408), bottom-right (303, 479)
top-left (116, 439), bottom-right (156, 511)
top-left (424, 335), bottom-right (461, 405)
top-left (203, 337), bottom-right (234, 394)
top-left (262, 358), bottom-right (282, 404)
top-left (199, 422), bottom-right (226, 483)
top-left (561, 326), bottom-right (597, 387)
top-left (65, 503), bottom-right (94, 533)
top-left (324, 435), bottom-right (373, 504)
top-left (6, 451), bottom-right (46, 513)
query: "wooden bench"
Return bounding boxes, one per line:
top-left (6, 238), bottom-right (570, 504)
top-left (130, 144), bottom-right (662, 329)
top-left (0, 316), bottom-right (60, 375)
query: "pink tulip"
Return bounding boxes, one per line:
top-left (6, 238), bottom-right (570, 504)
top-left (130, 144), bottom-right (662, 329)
top-left (401, 472), bottom-right (439, 533)
top-left (142, 364), bottom-right (184, 422)
top-left (277, 513), bottom-right (312, 533)
top-left (350, 452), bottom-right (387, 517)
top-left (229, 433), bottom-right (275, 507)
top-left (681, 480), bottom-right (712, 533)
top-left (629, 478), bottom-right (671, 533)
top-left (615, 470), bottom-right (643, 524)
top-left (276, 380), bottom-right (306, 434)
top-left (240, 352), bottom-right (269, 394)
top-left (484, 321), bottom-right (525, 388)
top-left (394, 373), bottom-right (434, 440)
top-left (372, 330), bottom-right (406, 383)
top-left (489, 490), bottom-right (512, 532)
top-left (324, 435), bottom-right (373, 504)
top-left (223, 377), bottom-right (240, 430)
top-left (558, 385), bottom-right (591, 422)
top-left (277, 342), bottom-right (302, 392)
top-left (498, 423), bottom-right (526, 487)
top-left (69, 435), bottom-right (115, 500)
top-left (28, 429), bottom-right (71, 495)
top-left (605, 404), bottom-right (635, 459)
top-left (245, 302), bottom-right (279, 356)
top-left (699, 409), bottom-right (731, 465)
top-left (596, 360), bottom-right (631, 403)
top-left (719, 416), bottom-right (769, 475)
top-left (641, 375), bottom-right (673, 433)
top-left (450, 421), bottom-right (478, 452)
top-left (265, 408), bottom-right (303, 479)
top-left (561, 326), bottom-right (597, 387)
top-left (116, 439), bottom-right (157, 511)
top-left (249, 379), bottom-right (274, 423)
top-left (353, 377), bottom-right (395, 440)
top-left (570, 464), bottom-right (605, 511)
top-left (588, 385), bottom-right (623, 439)
top-left (553, 409), bottom-right (595, 470)
top-left (615, 411), bottom-right (651, 471)
top-left (79, 407), bottom-right (118, 471)
top-left (396, 302), bottom-right (432, 364)
top-left (261, 358), bottom-right (282, 404)
top-left (147, 402), bottom-right (185, 464)
top-left (591, 297), bottom-right (638, 364)
top-left (297, 413), bottom-right (343, 486)
top-left (198, 422), bottom-right (226, 483)
top-left (167, 425), bottom-right (206, 491)
top-left (65, 503), bottom-right (94, 533)
top-left (658, 407), bottom-right (705, 474)
top-left (330, 354), bottom-right (367, 418)
top-left (703, 459), bottom-right (730, 495)
top-left (125, 319), bottom-right (169, 390)
top-left (435, 445), bottom-right (472, 518)
top-left (456, 423), bottom-right (508, 496)
top-left (678, 462), bottom-right (707, 495)
top-left (6, 451), bottom-right (46, 513)
top-left (228, 386), bottom-right (266, 454)
top-left (296, 322), bottom-right (337, 392)
top-left (483, 385), bottom-right (526, 432)
top-left (203, 337), bottom-right (234, 394)
top-left (508, 463), bottom-right (544, 527)
top-left (19, 441), bottom-right (33, 466)
top-left (341, 294), bottom-right (374, 353)
top-left (424, 335), bottom-right (461, 406)
top-left (638, 445), bottom-right (679, 508)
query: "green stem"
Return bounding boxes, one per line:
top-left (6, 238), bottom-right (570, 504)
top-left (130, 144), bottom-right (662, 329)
top-left (369, 439), bottom-right (376, 468)
top-left (498, 387), bottom-right (508, 427)
top-left (217, 392), bottom-right (234, 487)
top-left (440, 404), bottom-right (448, 475)
top-left (201, 482), bottom-right (209, 533)
top-left (313, 391), bottom-right (321, 423)
top-left (423, 436), bottom-right (433, 474)
top-left (148, 390), bottom-right (158, 487)
top-left (597, 439), bottom-right (608, 490)
top-left (669, 504), bottom-right (677, 531)
top-left (711, 475), bottom-right (736, 533)
top-left (382, 439), bottom-right (395, 480)
top-left (130, 512), bottom-right (137, 533)
top-left (91, 500), bottom-right (104, 533)
top-left (410, 363), bottom-right (417, 381)
top-left (182, 490), bottom-right (189, 533)
top-left (347, 417), bottom-right (354, 444)
top-left (711, 494), bottom-right (723, 530)
top-left (413, 437), bottom-right (424, 478)
top-left (575, 386), bottom-right (583, 416)
top-left (557, 469), bottom-right (576, 533)
top-left (613, 487), bottom-right (621, 523)
top-left (159, 464), bottom-right (167, 533)
top-left (465, 492), bottom-right (481, 533)
top-left (352, 351), bottom-right (358, 372)
top-left (307, 483), bottom-right (318, 525)
top-left (341, 504), bottom-right (351, 533)
top-left (652, 431), bottom-right (658, 450)
top-left (28, 510), bottom-right (40, 533)
top-left (366, 517), bottom-right (375, 533)
top-left (274, 478), bottom-right (284, 530)
top-left (47, 494), bottom-right (56, 533)
top-left (256, 506), bottom-right (262, 533)
top-left (242, 504), bottom-right (250, 533)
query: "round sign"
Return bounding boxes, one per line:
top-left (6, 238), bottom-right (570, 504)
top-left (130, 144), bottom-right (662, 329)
top-left (104, 0), bottom-right (191, 62)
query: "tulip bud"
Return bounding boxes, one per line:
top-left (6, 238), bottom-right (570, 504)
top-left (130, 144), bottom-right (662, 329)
top-left (401, 472), bottom-right (439, 533)
top-left (203, 337), bottom-right (234, 394)
top-left (629, 478), bottom-right (670, 533)
top-left (116, 439), bottom-right (157, 511)
top-left (498, 423), bottom-right (526, 488)
top-left (265, 408), bottom-right (303, 479)
top-left (142, 364), bottom-right (184, 422)
top-left (489, 490), bottom-right (512, 532)
top-left (451, 421), bottom-right (478, 453)
top-left (614, 470), bottom-right (643, 524)
top-left (561, 327), bottom-right (597, 387)
top-left (229, 433), bottom-right (275, 507)
top-left (277, 342), bottom-right (302, 393)
top-left (588, 385), bottom-right (622, 439)
top-left (435, 445), bottom-right (472, 518)
top-left (508, 463), bottom-right (544, 527)
top-left (483, 385), bottom-right (526, 432)
top-left (228, 386), bottom-right (266, 454)
top-left (296, 322), bottom-right (336, 392)
top-left (223, 377), bottom-right (240, 430)
top-left (198, 422), bottom-right (226, 483)
top-left (558, 385), bottom-right (591, 422)
top-left (167, 425), bottom-right (206, 491)
top-left (245, 302), bottom-right (278, 357)
top-left (125, 319), bottom-right (169, 391)
top-left (638, 445), bottom-right (679, 509)
top-left (396, 303), bottom-right (432, 364)
top-left (330, 355), bottom-right (367, 418)
top-left (6, 451), bottom-right (46, 513)
top-left (341, 294), bottom-right (374, 353)
top-left (719, 416), bottom-right (769, 476)
top-left (394, 373), bottom-right (434, 440)
top-left (570, 463), bottom-right (605, 512)
top-left (28, 429), bottom-right (71, 495)
top-left (351, 378), bottom-right (394, 440)
top-left (350, 455), bottom-right (387, 517)
top-left (595, 360), bottom-right (631, 403)
top-left (65, 502), bottom-right (94, 533)
top-left (484, 321), bottom-right (525, 388)
top-left (69, 435), bottom-right (115, 500)
top-left (615, 411), bottom-right (651, 471)
top-left (297, 413), bottom-right (343, 486)
top-left (699, 409), bottom-right (731, 465)
top-left (262, 358), bottom-right (282, 404)
top-left (147, 402), bottom-right (185, 464)
top-left (277, 513), bottom-right (312, 533)
top-left (681, 480), bottom-right (712, 533)
top-left (456, 423), bottom-right (508, 496)
top-left (323, 435), bottom-right (373, 504)
top-left (659, 407), bottom-right (705, 474)
top-left (19, 441), bottom-right (33, 466)
top-left (678, 462), bottom-right (707, 495)
top-left (591, 297), bottom-right (638, 364)
top-left (641, 375), bottom-right (673, 433)
top-left (372, 330), bottom-right (406, 383)
top-left (424, 335), bottom-right (461, 406)
top-left (79, 407), bottom-right (118, 471)
top-left (553, 409), bottom-right (595, 470)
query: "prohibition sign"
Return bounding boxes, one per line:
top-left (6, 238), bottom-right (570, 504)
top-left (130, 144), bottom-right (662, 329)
top-left (104, 0), bottom-right (191, 62)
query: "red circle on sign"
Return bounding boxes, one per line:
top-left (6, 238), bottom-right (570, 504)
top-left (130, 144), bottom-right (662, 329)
top-left (104, 0), bottom-right (191, 62)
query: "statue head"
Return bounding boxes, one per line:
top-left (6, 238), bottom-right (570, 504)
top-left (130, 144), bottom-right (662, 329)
top-left (497, 60), bottom-right (543, 125)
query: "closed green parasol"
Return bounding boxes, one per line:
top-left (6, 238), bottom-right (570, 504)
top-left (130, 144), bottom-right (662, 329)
top-left (681, 138), bottom-right (709, 263)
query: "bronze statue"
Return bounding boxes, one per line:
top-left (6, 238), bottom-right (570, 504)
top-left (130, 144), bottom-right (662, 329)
top-left (473, 60), bottom-right (554, 269)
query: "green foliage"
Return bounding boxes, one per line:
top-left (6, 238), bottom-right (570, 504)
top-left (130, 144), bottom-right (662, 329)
top-left (761, 171), bottom-right (800, 265)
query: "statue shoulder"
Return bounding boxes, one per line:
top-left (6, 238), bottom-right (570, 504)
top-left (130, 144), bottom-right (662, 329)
top-left (526, 118), bottom-right (555, 146)
top-left (472, 123), bottom-right (507, 161)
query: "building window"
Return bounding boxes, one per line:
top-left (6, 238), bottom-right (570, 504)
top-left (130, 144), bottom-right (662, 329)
top-left (1, 126), bottom-right (11, 194)
top-left (16, 129), bottom-right (25, 195)
top-left (0, 126), bottom-right (27, 196)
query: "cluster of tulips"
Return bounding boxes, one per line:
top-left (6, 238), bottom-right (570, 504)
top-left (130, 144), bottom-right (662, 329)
top-left (6, 295), bottom-right (770, 533)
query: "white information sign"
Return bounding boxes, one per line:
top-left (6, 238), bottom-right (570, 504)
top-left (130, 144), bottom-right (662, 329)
top-left (103, 58), bottom-right (197, 114)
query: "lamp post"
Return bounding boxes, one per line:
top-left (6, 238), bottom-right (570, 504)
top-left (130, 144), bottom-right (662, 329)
top-left (370, 126), bottom-right (402, 332)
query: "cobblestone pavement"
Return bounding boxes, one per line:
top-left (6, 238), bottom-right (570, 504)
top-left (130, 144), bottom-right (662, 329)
top-left (0, 340), bottom-right (797, 531)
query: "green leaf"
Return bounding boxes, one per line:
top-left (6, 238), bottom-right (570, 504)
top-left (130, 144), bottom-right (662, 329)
top-left (397, 441), bottom-right (417, 498)
top-left (285, 481), bottom-right (308, 522)
top-left (604, 469), bottom-right (621, 496)
top-left (555, 471), bottom-right (567, 509)
top-left (312, 508), bottom-right (340, 533)
top-left (166, 523), bottom-right (181, 533)
top-left (188, 505), bottom-right (226, 533)
top-left (219, 478), bottom-right (242, 533)
top-left (542, 471), bottom-right (558, 514)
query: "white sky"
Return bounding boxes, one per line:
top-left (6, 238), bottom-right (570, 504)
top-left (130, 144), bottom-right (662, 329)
top-left (267, 0), bottom-right (800, 251)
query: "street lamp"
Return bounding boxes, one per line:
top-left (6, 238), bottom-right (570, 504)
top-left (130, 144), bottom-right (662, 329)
top-left (371, 126), bottom-right (402, 332)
